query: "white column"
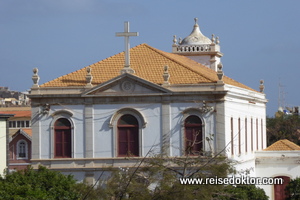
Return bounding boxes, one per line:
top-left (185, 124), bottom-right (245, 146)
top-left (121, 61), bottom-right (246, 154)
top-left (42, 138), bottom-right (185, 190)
top-left (161, 103), bottom-right (171, 156)
top-left (84, 101), bottom-right (94, 158)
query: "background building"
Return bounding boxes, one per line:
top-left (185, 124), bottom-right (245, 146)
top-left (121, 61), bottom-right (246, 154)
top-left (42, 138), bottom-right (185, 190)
top-left (0, 107), bottom-right (32, 171)
top-left (0, 113), bottom-right (14, 176)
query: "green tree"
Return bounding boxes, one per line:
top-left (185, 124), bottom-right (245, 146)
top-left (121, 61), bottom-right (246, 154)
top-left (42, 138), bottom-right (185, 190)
top-left (220, 184), bottom-right (268, 200)
top-left (0, 166), bottom-right (80, 200)
top-left (285, 177), bottom-right (300, 200)
top-left (78, 133), bottom-right (268, 200)
top-left (267, 115), bottom-right (300, 146)
top-left (79, 155), bottom-right (268, 200)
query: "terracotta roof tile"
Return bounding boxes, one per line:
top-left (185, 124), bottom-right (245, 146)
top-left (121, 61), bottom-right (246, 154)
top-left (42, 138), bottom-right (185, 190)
top-left (21, 128), bottom-right (32, 137)
top-left (263, 139), bottom-right (300, 151)
top-left (0, 107), bottom-right (30, 111)
top-left (0, 111), bottom-right (31, 118)
top-left (40, 43), bottom-right (256, 91)
top-left (10, 128), bottom-right (32, 139)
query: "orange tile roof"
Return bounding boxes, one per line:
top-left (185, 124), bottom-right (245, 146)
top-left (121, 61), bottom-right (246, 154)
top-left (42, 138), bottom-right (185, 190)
top-left (21, 128), bottom-right (32, 137)
top-left (0, 111), bottom-right (31, 118)
top-left (11, 128), bottom-right (32, 139)
top-left (40, 43), bottom-right (256, 91)
top-left (263, 139), bottom-right (300, 151)
top-left (0, 107), bottom-right (31, 111)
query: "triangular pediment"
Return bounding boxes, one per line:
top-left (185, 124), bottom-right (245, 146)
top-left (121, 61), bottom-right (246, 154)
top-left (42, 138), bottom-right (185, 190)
top-left (82, 73), bottom-right (171, 96)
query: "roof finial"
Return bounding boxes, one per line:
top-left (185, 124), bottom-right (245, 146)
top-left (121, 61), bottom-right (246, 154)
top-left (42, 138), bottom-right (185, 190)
top-left (173, 35), bottom-right (177, 45)
top-left (32, 68), bottom-right (40, 88)
top-left (259, 80), bottom-right (265, 93)
top-left (217, 62), bottom-right (224, 84)
top-left (162, 65), bottom-right (170, 86)
top-left (85, 66), bottom-right (93, 88)
top-left (194, 17), bottom-right (198, 25)
top-left (216, 36), bottom-right (220, 44)
top-left (211, 34), bottom-right (215, 44)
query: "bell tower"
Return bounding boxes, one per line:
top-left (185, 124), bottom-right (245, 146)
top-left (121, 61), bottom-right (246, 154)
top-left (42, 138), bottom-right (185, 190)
top-left (172, 18), bottom-right (223, 71)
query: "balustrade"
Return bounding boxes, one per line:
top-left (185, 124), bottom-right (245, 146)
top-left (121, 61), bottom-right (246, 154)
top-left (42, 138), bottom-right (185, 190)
top-left (174, 44), bottom-right (211, 53)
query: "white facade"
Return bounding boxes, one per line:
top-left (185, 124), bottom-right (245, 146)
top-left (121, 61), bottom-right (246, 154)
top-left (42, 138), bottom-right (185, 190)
top-left (29, 72), bottom-right (267, 182)
top-left (0, 114), bottom-right (13, 176)
top-left (0, 118), bottom-right (7, 175)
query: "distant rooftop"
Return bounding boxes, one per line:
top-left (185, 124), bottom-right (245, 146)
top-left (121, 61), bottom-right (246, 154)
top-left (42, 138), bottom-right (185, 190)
top-left (263, 139), bottom-right (300, 151)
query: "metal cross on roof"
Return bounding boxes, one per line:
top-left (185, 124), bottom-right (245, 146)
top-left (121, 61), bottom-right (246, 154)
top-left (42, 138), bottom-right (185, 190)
top-left (116, 21), bottom-right (139, 74)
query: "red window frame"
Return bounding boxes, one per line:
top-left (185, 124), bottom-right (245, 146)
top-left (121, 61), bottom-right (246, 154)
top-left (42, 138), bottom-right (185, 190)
top-left (117, 114), bottom-right (139, 157)
top-left (184, 115), bottom-right (202, 156)
top-left (54, 118), bottom-right (71, 158)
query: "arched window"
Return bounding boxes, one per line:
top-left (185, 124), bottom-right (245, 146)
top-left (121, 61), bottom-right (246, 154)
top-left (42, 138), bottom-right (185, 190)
top-left (54, 118), bottom-right (71, 158)
top-left (117, 114), bottom-right (139, 157)
top-left (184, 115), bottom-right (202, 155)
top-left (17, 140), bottom-right (27, 159)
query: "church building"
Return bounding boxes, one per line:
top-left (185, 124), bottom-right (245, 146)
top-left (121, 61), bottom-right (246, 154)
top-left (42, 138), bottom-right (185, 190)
top-left (29, 18), bottom-right (267, 189)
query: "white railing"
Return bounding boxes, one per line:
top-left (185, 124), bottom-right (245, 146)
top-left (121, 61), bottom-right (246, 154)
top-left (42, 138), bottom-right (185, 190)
top-left (174, 44), bottom-right (211, 53)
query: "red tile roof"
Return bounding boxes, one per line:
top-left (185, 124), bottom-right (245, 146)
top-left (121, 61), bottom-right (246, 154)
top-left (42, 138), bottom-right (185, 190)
top-left (21, 128), bottom-right (32, 137)
top-left (263, 139), bottom-right (300, 151)
top-left (0, 111), bottom-right (31, 118)
top-left (40, 43), bottom-right (256, 92)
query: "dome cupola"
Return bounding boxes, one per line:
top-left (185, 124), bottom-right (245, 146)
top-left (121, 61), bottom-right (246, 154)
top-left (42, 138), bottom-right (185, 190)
top-left (180, 18), bottom-right (211, 45)
top-left (172, 18), bottom-right (223, 72)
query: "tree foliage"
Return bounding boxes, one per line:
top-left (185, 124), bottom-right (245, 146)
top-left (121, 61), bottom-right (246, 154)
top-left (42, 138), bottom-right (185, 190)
top-left (285, 177), bottom-right (300, 200)
top-left (78, 154), bottom-right (268, 200)
top-left (0, 166), bottom-right (80, 200)
top-left (220, 184), bottom-right (268, 200)
top-left (267, 114), bottom-right (300, 146)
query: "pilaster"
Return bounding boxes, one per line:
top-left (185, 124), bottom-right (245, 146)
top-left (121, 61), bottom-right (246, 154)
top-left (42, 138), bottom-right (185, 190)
top-left (161, 103), bottom-right (171, 156)
top-left (215, 102), bottom-right (226, 154)
top-left (84, 100), bottom-right (94, 158)
top-left (84, 172), bottom-right (95, 185)
top-left (31, 106), bottom-right (41, 159)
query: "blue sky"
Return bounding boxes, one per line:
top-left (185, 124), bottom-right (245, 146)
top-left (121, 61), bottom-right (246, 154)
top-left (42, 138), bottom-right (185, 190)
top-left (1, 0), bottom-right (299, 116)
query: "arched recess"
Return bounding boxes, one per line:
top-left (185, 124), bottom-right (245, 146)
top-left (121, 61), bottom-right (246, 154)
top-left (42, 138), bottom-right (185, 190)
top-left (109, 108), bottom-right (147, 128)
top-left (109, 108), bottom-right (146, 157)
top-left (51, 109), bottom-right (74, 117)
top-left (181, 108), bottom-right (205, 156)
top-left (50, 111), bottom-right (74, 158)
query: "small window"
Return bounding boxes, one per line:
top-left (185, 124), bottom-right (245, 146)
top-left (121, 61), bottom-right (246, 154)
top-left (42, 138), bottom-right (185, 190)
top-left (184, 115), bottom-right (203, 155)
top-left (10, 121), bottom-right (16, 128)
top-left (17, 140), bottom-right (27, 159)
top-left (25, 121), bottom-right (30, 127)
